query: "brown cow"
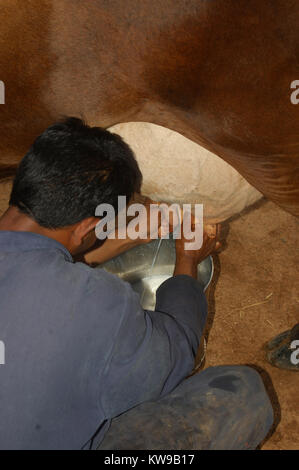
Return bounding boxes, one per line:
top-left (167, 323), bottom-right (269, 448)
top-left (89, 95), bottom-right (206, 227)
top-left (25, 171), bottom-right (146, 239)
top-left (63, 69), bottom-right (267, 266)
top-left (0, 0), bottom-right (298, 216)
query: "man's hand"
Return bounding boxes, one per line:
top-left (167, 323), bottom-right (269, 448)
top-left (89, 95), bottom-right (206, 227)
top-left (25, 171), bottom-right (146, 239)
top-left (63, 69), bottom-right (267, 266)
top-left (174, 222), bottom-right (221, 279)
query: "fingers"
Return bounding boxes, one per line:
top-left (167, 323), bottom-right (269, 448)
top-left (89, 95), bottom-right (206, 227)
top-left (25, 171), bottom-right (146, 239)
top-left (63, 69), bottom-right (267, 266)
top-left (204, 223), bottom-right (221, 239)
top-left (201, 228), bottom-right (222, 254)
top-left (208, 235), bottom-right (222, 252)
top-left (215, 241), bottom-right (222, 252)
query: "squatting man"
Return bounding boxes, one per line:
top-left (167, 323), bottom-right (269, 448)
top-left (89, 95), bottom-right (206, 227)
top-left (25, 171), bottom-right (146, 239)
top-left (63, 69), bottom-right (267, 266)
top-left (0, 118), bottom-right (273, 450)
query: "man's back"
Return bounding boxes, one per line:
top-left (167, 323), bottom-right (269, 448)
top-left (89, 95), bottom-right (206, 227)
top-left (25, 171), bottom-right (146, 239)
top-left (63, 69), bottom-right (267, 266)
top-left (0, 231), bottom-right (130, 449)
top-left (0, 231), bottom-right (204, 449)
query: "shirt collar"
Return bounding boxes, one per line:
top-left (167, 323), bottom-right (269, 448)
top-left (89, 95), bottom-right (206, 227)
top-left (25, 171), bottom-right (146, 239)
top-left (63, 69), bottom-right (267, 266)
top-left (0, 230), bottom-right (73, 262)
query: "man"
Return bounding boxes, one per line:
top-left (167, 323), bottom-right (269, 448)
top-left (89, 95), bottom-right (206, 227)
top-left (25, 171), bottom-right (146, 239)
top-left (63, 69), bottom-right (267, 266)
top-left (0, 118), bottom-right (273, 450)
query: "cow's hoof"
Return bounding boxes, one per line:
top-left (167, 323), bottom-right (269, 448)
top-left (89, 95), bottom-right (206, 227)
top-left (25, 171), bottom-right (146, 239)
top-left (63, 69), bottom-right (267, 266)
top-left (265, 324), bottom-right (299, 371)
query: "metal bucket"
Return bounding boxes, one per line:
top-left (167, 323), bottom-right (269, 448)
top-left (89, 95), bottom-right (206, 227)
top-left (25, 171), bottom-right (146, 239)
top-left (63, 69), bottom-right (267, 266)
top-left (98, 237), bottom-right (214, 310)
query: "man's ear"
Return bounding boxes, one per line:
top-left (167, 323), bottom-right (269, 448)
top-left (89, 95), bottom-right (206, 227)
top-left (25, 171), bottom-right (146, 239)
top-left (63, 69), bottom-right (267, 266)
top-left (71, 216), bottom-right (99, 247)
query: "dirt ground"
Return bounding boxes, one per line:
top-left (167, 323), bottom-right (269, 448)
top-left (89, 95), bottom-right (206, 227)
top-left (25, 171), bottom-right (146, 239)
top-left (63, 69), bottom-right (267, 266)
top-left (205, 199), bottom-right (299, 450)
top-left (0, 182), bottom-right (298, 450)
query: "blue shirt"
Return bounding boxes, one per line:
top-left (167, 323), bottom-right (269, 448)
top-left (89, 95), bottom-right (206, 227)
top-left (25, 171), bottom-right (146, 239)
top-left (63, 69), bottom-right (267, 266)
top-left (0, 231), bottom-right (207, 449)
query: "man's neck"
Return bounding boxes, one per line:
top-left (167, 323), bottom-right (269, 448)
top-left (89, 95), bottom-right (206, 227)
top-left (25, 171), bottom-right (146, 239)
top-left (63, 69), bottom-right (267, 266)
top-left (0, 206), bottom-right (71, 249)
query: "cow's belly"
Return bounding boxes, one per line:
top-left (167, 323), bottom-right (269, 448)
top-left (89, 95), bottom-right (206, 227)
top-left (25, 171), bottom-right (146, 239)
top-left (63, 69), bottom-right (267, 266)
top-left (108, 122), bottom-right (263, 223)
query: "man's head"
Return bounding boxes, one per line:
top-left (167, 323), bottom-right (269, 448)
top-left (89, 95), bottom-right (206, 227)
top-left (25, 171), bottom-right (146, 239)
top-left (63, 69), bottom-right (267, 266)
top-left (8, 117), bottom-right (142, 253)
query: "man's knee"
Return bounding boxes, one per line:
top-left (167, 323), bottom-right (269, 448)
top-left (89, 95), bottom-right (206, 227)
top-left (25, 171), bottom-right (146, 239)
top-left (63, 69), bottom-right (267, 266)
top-left (207, 365), bottom-right (266, 397)
top-left (207, 365), bottom-right (264, 393)
top-left (207, 365), bottom-right (274, 425)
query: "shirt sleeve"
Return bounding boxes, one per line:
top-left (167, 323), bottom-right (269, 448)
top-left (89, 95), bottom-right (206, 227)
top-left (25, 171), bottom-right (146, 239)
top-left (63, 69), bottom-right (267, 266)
top-left (100, 274), bottom-right (207, 419)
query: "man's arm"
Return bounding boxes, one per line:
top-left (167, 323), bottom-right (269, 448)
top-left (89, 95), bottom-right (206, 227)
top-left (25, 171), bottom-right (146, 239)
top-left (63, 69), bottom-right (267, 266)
top-left (100, 278), bottom-right (206, 419)
top-left (84, 236), bottom-right (139, 265)
top-left (82, 196), bottom-right (171, 265)
top-left (100, 225), bottom-right (221, 420)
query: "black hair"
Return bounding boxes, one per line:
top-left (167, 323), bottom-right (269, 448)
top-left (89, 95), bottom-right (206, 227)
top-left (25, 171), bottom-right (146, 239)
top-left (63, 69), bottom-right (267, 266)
top-left (9, 117), bottom-right (142, 228)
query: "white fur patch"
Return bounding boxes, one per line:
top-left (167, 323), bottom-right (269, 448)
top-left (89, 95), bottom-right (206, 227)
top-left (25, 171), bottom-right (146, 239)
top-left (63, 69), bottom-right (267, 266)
top-left (108, 122), bottom-right (262, 222)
